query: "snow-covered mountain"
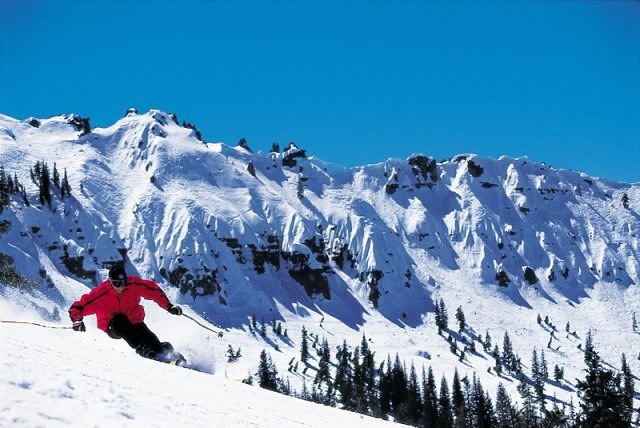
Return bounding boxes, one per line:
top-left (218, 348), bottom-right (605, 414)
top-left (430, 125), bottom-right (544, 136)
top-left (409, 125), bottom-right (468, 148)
top-left (1, 109), bottom-right (638, 425)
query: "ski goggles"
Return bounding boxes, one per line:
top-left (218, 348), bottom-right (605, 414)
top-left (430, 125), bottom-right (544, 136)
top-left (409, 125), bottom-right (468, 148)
top-left (110, 278), bottom-right (127, 288)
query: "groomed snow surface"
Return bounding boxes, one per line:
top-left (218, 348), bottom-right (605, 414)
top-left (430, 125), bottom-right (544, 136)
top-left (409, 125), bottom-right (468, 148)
top-left (0, 297), bottom-right (404, 428)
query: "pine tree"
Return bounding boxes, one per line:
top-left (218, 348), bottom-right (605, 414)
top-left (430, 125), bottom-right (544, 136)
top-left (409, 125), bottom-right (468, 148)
top-left (455, 306), bottom-right (466, 332)
top-left (470, 374), bottom-right (495, 428)
top-left (435, 298), bottom-right (448, 333)
top-left (389, 354), bottom-right (408, 421)
top-left (438, 375), bottom-right (454, 428)
top-left (484, 330), bottom-right (492, 352)
top-left (60, 169), bottom-right (71, 198)
top-left (52, 163), bottom-right (60, 188)
top-left (540, 349), bottom-right (548, 379)
top-left (405, 364), bottom-right (421, 426)
top-left (517, 377), bottom-right (539, 428)
top-left (553, 364), bottom-right (565, 382)
top-left (359, 334), bottom-right (377, 417)
top-left (335, 340), bottom-right (354, 410)
top-left (502, 332), bottom-right (521, 374)
top-left (451, 368), bottom-right (467, 427)
top-left (378, 356), bottom-right (392, 417)
top-left (422, 366), bottom-right (438, 428)
top-left (257, 349), bottom-right (279, 392)
top-left (576, 331), bottom-right (627, 427)
top-left (0, 166), bottom-right (9, 212)
top-left (37, 161), bottom-right (52, 208)
top-left (493, 344), bottom-right (503, 376)
top-left (531, 348), bottom-right (546, 409)
top-left (314, 338), bottom-right (332, 389)
top-left (495, 383), bottom-right (519, 428)
top-left (351, 346), bottom-right (367, 414)
top-left (621, 353), bottom-right (635, 426)
top-left (300, 325), bottom-right (310, 363)
top-left (226, 344), bottom-right (240, 362)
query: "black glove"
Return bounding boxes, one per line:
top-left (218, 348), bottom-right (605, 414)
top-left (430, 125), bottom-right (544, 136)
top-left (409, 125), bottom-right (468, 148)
top-left (168, 304), bottom-right (182, 316)
top-left (72, 319), bottom-right (86, 332)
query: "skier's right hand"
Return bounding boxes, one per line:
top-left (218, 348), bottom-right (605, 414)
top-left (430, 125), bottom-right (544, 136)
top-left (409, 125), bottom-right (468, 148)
top-left (72, 319), bottom-right (86, 332)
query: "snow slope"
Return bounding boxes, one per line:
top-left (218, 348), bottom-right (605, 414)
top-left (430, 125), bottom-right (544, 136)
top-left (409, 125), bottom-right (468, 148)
top-left (0, 297), bottom-right (403, 427)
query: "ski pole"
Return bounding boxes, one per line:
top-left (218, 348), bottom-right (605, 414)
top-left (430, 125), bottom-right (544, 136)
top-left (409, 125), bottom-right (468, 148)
top-left (1, 320), bottom-right (74, 329)
top-left (181, 313), bottom-right (224, 337)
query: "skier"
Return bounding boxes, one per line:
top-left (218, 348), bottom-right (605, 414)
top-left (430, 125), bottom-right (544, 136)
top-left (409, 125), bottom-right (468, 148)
top-left (68, 264), bottom-right (185, 364)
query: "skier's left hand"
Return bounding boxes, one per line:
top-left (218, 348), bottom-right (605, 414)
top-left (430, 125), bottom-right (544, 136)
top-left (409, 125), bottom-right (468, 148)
top-left (168, 304), bottom-right (182, 316)
top-left (72, 319), bottom-right (86, 332)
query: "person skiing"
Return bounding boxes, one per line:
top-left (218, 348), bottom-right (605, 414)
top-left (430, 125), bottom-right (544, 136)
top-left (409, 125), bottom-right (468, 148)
top-left (68, 264), bottom-right (185, 364)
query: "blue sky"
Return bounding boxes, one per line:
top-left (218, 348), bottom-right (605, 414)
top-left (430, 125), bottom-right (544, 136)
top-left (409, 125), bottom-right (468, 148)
top-left (1, 0), bottom-right (639, 183)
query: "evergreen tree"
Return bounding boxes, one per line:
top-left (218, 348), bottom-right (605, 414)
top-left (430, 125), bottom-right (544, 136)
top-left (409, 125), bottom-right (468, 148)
top-left (470, 374), bottom-right (495, 428)
top-left (553, 364), bottom-right (565, 382)
top-left (622, 192), bottom-right (630, 209)
top-left (257, 349), bottom-right (279, 392)
top-left (435, 298), bottom-right (448, 333)
top-left (621, 353), bottom-right (635, 426)
top-left (438, 375), bottom-right (454, 428)
top-left (495, 383), bottom-right (519, 428)
top-left (300, 325), bottom-right (310, 363)
top-left (0, 166), bottom-right (9, 212)
top-left (451, 369), bottom-right (467, 427)
top-left (484, 330), bottom-right (492, 352)
top-left (226, 344), bottom-right (241, 362)
top-left (540, 349), bottom-right (548, 379)
top-left (335, 340), bottom-right (354, 410)
top-left (351, 346), bottom-right (367, 414)
top-left (531, 348), bottom-right (546, 408)
top-left (314, 338), bottom-right (332, 392)
top-left (389, 354), bottom-right (408, 421)
top-left (37, 161), bottom-right (52, 208)
top-left (60, 168), bottom-right (71, 198)
top-left (404, 363), bottom-right (421, 426)
top-left (455, 306), bottom-right (466, 332)
top-left (422, 366), bottom-right (438, 428)
top-left (543, 401), bottom-right (572, 428)
top-left (502, 332), bottom-right (521, 374)
top-left (378, 356), bottom-right (392, 417)
top-left (359, 334), bottom-right (378, 417)
top-left (575, 331), bottom-right (627, 427)
top-left (52, 163), bottom-right (60, 188)
top-left (517, 377), bottom-right (540, 428)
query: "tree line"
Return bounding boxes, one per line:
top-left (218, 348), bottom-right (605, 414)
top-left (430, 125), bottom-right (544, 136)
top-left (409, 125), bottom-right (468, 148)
top-left (250, 324), bottom-right (637, 427)
top-left (0, 161), bottom-right (72, 213)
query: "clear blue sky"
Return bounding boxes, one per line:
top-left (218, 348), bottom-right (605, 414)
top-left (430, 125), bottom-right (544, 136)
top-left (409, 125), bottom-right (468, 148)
top-left (1, 0), bottom-right (639, 182)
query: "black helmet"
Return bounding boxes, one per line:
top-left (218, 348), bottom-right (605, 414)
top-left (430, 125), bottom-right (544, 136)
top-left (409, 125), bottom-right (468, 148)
top-left (108, 265), bottom-right (127, 282)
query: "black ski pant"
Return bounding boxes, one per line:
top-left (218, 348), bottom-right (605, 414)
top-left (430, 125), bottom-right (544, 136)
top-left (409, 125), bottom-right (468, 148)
top-left (106, 313), bottom-right (163, 357)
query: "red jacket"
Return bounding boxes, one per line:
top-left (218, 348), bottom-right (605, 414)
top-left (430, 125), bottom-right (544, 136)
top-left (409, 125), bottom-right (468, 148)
top-left (69, 276), bottom-right (172, 331)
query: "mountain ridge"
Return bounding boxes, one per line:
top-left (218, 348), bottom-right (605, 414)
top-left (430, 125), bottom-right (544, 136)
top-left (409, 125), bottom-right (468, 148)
top-left (1, 109), bottom-right (638, 320)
